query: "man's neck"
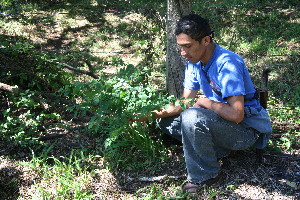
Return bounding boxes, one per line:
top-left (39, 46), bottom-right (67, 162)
top-left (202, 43), bottom-right (216, 66)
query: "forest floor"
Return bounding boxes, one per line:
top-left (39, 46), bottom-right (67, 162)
top-left (0, 122), bottom-right (299, 199)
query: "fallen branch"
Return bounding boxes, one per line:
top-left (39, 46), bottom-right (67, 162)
top-left (0, 82), bottom-right (49, 110)
top-left (83, 57), bottom-right (96, 72)
top-left (55, 62), bottom-right (99, 79)
top-left (0, 82), bottom-right (19, 93)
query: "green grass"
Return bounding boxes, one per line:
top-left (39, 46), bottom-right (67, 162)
top-left (22, 149), bottom-right (95, 199)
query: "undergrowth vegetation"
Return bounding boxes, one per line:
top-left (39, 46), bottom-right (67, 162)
top-left (0, 0), bottom-right (299, 199)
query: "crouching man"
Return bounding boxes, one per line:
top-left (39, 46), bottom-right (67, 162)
top-left (134, 14), bottom-right (272, 193)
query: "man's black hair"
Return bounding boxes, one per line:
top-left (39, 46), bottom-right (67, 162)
top-left (175, 14), bottom-right (213, 41)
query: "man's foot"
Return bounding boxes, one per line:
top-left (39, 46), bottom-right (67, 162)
top-left (182, 182), bottom-right (200, 193)
top-left (182, 175), bottom-right (220, 194)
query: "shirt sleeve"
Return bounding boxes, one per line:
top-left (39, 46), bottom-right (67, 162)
top-left (183, 63), bottom-right (200, 90)
top-left (218, 60), bottom-right (246, 99)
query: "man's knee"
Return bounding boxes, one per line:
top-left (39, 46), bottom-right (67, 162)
top-left (181, 108), bottom-right (198, 119)
top-left (181, 108), bottom-right (206, 124)
top-left (181, 108), bottom-right (220, 133)
top-left (182, 108), bottom-right (218, 122)
top-left (180, 108), bottom-right (202, 131)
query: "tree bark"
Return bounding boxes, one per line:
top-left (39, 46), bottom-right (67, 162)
top-left (166, 0), bottom-right (191, 97)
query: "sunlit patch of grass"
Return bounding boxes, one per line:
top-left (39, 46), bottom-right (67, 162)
top-left (22, 150), bottom-right (96, 199)
top-left (0, 20), bottom-right (36, 38)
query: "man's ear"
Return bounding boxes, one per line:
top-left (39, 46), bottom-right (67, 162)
top-left (203, 36), bottom-right (211, 45)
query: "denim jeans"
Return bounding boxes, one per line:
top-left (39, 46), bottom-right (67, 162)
top-left (156, 108), bottom-right (258, 184)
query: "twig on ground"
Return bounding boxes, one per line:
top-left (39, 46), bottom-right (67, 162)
top-left (127, 175), bottom-right (185, 182)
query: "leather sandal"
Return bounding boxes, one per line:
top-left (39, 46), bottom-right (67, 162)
top-left (182, 175), bottom-right (221, 194)
top-left (182, 182), bottom-right (200, 193)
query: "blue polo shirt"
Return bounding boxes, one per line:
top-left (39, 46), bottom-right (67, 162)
top-left (183, 44), bottom-right (259, 107)
top-left (183, 44), bottom-right (272, 148)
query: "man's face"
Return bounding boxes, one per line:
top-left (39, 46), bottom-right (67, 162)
top-left (176, 33), bottom-right (206, 64)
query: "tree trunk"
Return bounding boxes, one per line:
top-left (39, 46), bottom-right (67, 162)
top-left (166, 0), bottom-right (191, 97)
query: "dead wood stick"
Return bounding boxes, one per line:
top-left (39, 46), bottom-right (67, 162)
top-left (0, 82), bottom-right (19, 92)
top-left (127, 175), bottom-right (186, 182)
top-left (55, 62), bottom-right (99, 79)
top-left (0, 82), bottom-right (49, 110)
top-left (83, 57), bottom-right (95, 72)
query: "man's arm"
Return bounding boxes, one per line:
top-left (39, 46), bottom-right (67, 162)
top-left (151, 88), bottom-right (198, 119)
top-left (133, 88), bottom-right (199, 122)
top-left (194, 95), bottom-right (245, 123)
top-left (182, 88), bottom-right (198, 99)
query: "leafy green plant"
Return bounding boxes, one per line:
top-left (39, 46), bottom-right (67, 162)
top-left (61, 63), bottom-right (175, 169)
top-left (65, 63), bottom-right (175, 134)
top-left (58, 62), bottom-right (202, 171)
top-left (269, 131), bottom-right (300, 153)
